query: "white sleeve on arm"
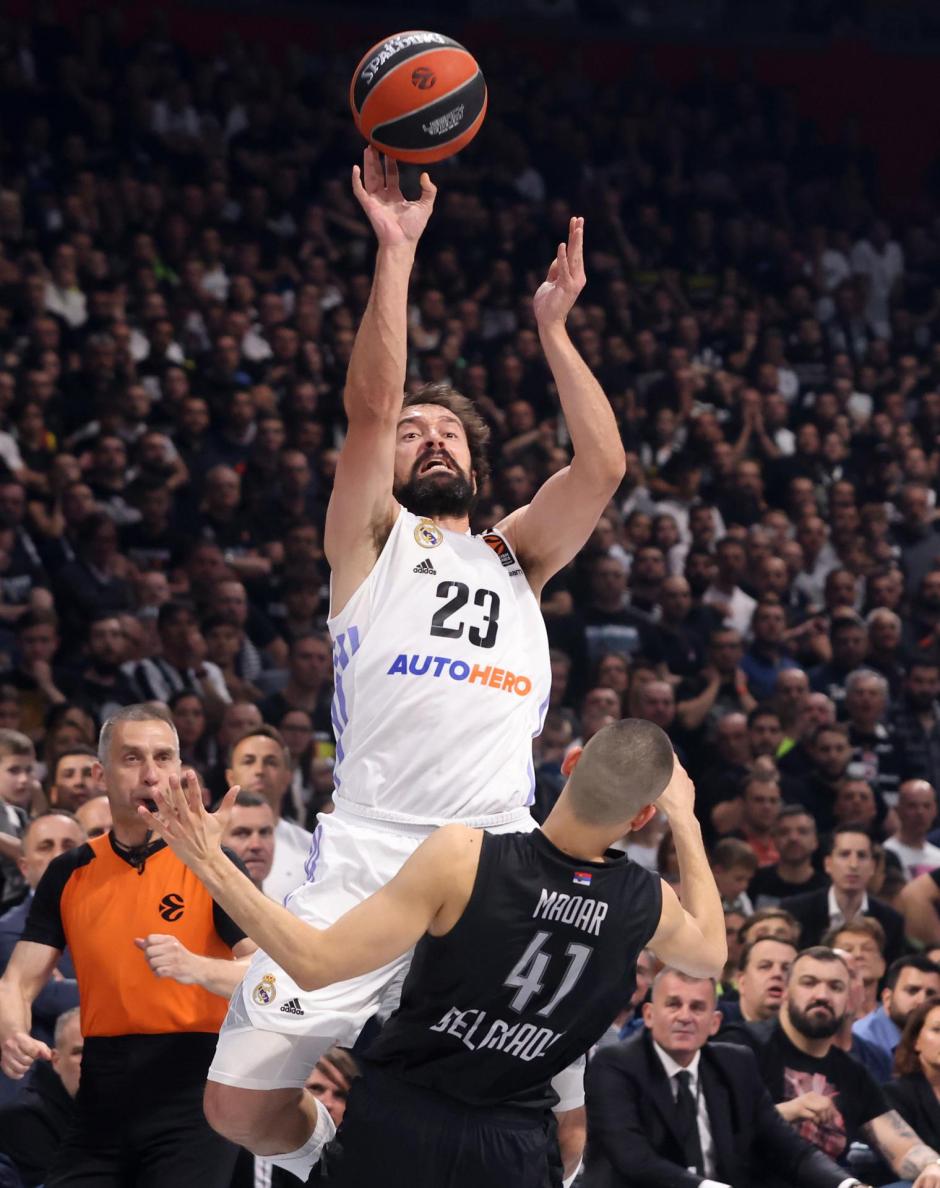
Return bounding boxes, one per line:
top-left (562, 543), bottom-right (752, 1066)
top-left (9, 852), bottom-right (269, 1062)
top-left (699, 1180), bottom-right (732, 1188)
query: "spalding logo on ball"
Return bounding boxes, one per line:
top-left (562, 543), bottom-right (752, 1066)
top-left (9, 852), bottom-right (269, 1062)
top-left (350, 31), bottom-right (487, 164)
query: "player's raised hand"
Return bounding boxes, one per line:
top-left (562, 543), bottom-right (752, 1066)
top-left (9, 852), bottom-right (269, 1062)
top-left (533, 216), bottom-right (586, 328)
top-left (351, 146), bottom-right (437, 248)
top-left (138, 770), bottom-right (238, 874)
top-left (655, 756), bottom-right (697, 824)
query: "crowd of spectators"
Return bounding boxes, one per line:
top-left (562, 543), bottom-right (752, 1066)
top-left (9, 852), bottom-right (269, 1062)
top-left (6, 4), bottom-right (940, 1186)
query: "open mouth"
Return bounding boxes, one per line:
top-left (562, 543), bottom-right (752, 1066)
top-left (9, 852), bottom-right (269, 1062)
top-left (419, 456), bottom-right (454, 476)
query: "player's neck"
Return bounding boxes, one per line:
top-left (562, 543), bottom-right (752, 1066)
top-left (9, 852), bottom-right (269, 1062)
top-left (541, 804), bottom-right (610, 864)
top-left (428, 512), bottom-right (470, 534)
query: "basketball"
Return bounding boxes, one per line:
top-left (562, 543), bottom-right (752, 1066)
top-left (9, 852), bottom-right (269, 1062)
top-left (349, 31), bottom-right (487, 164)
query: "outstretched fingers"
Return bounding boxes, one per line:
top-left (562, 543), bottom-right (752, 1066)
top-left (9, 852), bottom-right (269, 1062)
top-left (384, 154), bottom-right (400, 190)
top-left (137, 798), bottom-right (171, 840)
top-left (568, 216), bottom-right (585, 276)
top-left (181, 768), bottom-right (205, 814)
top-left (362, 145), bottom-right (384, 193)
top-left (216, 784), bottom-right (240, 829)
top-left (418, 171), bottom-right (438, 207)
top-left (351, 163), bottom-right (367, 206)
top-left (165, 773), bottom-right (189, 821)
top-left (556, 240), bottom-right (571, 285)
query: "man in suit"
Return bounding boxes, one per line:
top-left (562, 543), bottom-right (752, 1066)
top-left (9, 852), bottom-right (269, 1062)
top-left (583, 966), bottom-right (859, 1188)
top-left (784, 825), bottom-right (906, 964)
top-left (0, 812), bottom-right (83, 1105)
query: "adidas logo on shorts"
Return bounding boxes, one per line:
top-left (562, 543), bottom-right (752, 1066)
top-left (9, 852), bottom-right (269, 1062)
top-left (413, 559), bottom-right (437, 575)
top-left (279, 998), bottom-right (304, 1016)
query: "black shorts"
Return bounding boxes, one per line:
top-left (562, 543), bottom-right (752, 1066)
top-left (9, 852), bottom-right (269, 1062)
top-left (317, 1065), bottom-right (562, 1188)
top-left (45, 1034), bottom-right (237, 1188)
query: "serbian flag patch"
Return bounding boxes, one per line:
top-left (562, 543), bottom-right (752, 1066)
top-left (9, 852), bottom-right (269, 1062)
top-left (573, 871), bottom-right (593, 886)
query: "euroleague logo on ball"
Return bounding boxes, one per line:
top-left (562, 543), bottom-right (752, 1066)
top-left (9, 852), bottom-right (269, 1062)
top-left (411, 65), bottom-right (436, 89)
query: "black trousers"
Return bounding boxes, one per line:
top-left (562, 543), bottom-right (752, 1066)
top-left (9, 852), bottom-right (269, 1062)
top-left (45, 1033), bottom-right (237, 1188)
top-left (314, 1065), bottom-right (562, 1188)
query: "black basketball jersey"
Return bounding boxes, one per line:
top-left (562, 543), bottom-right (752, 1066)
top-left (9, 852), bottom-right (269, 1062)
top-left (366, 828), bottom-right (663, 1110)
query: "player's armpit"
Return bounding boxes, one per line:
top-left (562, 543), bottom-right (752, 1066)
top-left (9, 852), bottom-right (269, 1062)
top-left (647, 880), bottom-right (726, 978)
top-left (324, 426), bottom-right (399, 613)
top-left (312, 825), bottom-right (482, 990)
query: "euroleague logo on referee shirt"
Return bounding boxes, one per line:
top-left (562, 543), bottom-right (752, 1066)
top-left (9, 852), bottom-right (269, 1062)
top-left (158, 893), bottom-right (185, 921)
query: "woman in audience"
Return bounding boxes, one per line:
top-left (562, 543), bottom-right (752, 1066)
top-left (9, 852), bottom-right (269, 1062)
top-left (168, 689), bottom-right (216, 781)
top-left (885, 1000), bottom-right (940, 1147)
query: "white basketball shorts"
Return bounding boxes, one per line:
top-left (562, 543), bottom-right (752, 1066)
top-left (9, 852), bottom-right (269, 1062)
top-left (208, 802), bottom-right (566, 1093)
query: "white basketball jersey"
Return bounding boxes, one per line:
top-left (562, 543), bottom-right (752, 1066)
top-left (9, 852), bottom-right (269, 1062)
top-left (327, 508), bottom-right (551, 826)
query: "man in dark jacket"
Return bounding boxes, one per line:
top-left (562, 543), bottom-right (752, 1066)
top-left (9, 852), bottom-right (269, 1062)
top-left (0, 1007), bottom-right (79, 1186)
top-left (0, 812), bottom-right (83, 1106)
top-left (784, 825), bottom-right (906, 964)
top-left (583, 967), bottom-right (854, 1188)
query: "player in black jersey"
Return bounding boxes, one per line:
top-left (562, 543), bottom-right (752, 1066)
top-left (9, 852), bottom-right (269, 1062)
top-left (142, 719), bottom-right (726, 1187)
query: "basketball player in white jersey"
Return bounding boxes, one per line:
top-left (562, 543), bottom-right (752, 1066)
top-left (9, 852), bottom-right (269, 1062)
top-left (203, 147), bottom-right (627, 1181)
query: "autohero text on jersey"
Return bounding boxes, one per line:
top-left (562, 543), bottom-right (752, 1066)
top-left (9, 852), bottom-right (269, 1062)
top-left (429, 1007), bottom-right (564, 1062)
top-left (386, 653), bottom-right (534, 696)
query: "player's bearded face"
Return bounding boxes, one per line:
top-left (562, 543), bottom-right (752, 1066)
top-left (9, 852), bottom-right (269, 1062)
top-left (394, 450), bottom-right (475, 518)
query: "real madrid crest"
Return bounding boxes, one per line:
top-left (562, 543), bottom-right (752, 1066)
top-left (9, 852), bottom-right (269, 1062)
top-left (251, 973), bottom-right (277, 1006)
top-left (414, 518), bottom-right (443, 549)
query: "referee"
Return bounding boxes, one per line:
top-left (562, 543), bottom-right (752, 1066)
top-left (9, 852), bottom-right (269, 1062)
top-left (0, 704), bottom-right (254, 1187)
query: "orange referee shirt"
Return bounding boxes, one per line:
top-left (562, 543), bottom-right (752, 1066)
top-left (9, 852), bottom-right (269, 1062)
top-left (23, 833), bottom-right (246, 1037)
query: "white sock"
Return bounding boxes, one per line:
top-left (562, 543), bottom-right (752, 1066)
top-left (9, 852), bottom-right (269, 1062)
top-left (269, 1098), bottom-right (336, 1179)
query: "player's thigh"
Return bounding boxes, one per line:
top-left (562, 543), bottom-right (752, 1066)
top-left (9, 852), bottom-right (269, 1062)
top-left (209, 958), bottom-right (401, 1093)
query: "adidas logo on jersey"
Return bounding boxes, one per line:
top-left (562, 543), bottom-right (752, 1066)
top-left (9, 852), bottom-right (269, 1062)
top-left (413, 559), bottom-right (437, 575)
top-left (279, 998), bottom-right (304, 1016)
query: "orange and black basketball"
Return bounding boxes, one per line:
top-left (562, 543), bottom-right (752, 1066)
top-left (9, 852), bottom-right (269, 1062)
top-left (349, 31), bottom-right (487, 164)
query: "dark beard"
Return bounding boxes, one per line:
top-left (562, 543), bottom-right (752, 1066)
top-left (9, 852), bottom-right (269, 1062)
top-left (394, 470), bottom-right (476, 519)
top-left (788, 1002), bottom-right (843, 1039)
